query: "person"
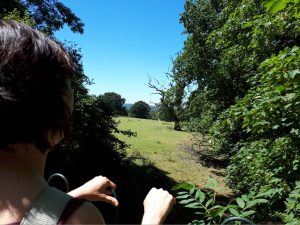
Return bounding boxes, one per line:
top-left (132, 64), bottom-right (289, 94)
top-left (0, 20), bottom-right (175, 224)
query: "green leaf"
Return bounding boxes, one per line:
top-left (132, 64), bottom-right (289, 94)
top-left (256, 199), bottom-right (268, 204)
top-left (188, 219), bottom-right (205, 225)
top-left (242, 210), bottom-right (256, 217)
top-left (177, 191), bottom-right (188, 195)
top-left (242, 21), bottom-right (253, 29)
top-left (264, 0), bottom-right (288, 14)
top-left (195, 190), bottom-right (200, 199)
top-left (256, 189), bottom-right (277, 198)
top-left (291, 128), bottom-right (299, 135)
top-left (194, 190), bottom-right (206, 203)
top-left (290, 46), bottom-right (299, 53)
top-left (172, 182), bottom-right (194, 191)
top-left (179, 198), bottom-right (195, 204)
top-left (198, 191), bottom-right (206, 203)
top-left (227, 204), bottom-right (238, 209)
top-left (236, 198), bottom-right (246, 208)
top-left (245, 198), bottom-right (267, 209)
top-left (208, 178), bottom-right (218, 189)
top-left (295, 9), bottom-right (300, 18)
top-left (205, 199), bottom-right (214, 208)
top-left (275, 85), bottom-right (285, 92)
top-left (176, 194), bottom-right (190, 199)
top-left (229, 207), bottom-right (241, 217)
top-left (289, 69), bottom-right (300, 79)
top-left (287, 93), bottom-right (296, 100)
top-left (245, 200), bottom-right (258, 209)
top-left (190, 187), bottom-right (196, 195)
top-left (284, 104), bottom-right (293, 110)
top-left (208, 206), bottom-right (226, 218)
top-left (241, 194), bottom-right (250, 203)
top-left (185, 202), bottom-right (201, 208)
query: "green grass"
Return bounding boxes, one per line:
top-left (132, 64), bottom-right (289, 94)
top-left (115, 116), bottom-right (231, 195)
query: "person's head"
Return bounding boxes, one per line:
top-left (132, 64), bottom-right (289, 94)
top-left (0, 20), bottom-right (75, 153)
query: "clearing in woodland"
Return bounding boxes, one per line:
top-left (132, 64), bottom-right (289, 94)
top-left (115, 116), bottom-right (232, 196)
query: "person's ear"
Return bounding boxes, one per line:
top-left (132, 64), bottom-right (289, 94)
top-left (45, 129), bottom-right (64, 146)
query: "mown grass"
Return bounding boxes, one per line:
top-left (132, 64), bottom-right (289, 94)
top-left (115, 116), bottom-right (231, 195)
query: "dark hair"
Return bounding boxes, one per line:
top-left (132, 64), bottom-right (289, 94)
top-left (0, 20), bottom-right (74, 152)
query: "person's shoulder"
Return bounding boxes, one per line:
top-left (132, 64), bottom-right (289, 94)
top-left (64, 201), bottom-right (105, 224)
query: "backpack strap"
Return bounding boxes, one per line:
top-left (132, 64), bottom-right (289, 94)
top-left (57, 198), bottom-right (86, 225)
top-left (20, 186), bottom-right (72, 225)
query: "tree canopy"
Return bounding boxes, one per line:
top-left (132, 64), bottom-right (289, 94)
top-left (0, 0), bottom-right (84, 35)
top-left (97, 92), bottom-right (127, 116)
top-left (129, 101), bottom-right (151, 119)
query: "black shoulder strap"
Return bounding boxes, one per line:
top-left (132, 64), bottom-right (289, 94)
top-left (20, 186), bottom-right (72, 225)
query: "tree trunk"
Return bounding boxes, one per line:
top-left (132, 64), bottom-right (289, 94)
top-left (174, 119), bottom-right (182, 131)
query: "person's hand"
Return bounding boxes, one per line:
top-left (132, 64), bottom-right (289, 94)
top-left (68, 175), bottom-right (118, 207)
top-left (142, 188), bottom-right (175, 224)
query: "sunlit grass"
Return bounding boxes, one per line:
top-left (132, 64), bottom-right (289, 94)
top-left (115, 116), bottom-right (232, 195)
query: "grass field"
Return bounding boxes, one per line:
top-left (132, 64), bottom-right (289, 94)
top-left (115, 116), bottom-right (232, 195)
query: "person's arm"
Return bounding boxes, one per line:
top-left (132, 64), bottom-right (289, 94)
top-left (67, 177), bottom-right (174, 224)
top-left (63, 201), bottom-right (106, 224)
top-left (142, 188), bottom-right (175, 224)
top-left (68, 175), bottom-right (118, 206)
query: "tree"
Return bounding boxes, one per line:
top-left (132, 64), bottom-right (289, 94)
top-left (147, 0), bottom-right (226, 132)
top-left (157, 103), bottom-right (174, 122)
top-left (97, 92), bottom-right (127, 116)
top-left (148, 74), bottom-right (186, 131)
top-left (0, 0), bottom-right (84, 35)
top-left (129, 101), bottom-right (150, 119)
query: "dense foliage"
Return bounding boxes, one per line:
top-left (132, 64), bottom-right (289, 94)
top-left (0, 0), bottom-right (84, 35)
top-left (159, 0), bottom-right (300, 222)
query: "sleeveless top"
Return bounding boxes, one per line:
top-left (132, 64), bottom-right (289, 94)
top-left (6, 197), bottom-right (86, 225)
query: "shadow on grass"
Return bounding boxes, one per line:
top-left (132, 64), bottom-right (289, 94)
top-left (211, 170), bottom-right (227, 177)
top-left (180, 143), bottom-right (228, 169)
top-left (45, 149), bottom-right (194, 224)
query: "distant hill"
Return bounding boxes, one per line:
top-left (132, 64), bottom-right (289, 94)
top-left (150, 105), bottom-right (158, 111)
top-left (123, 103), bottom-right (133, 110)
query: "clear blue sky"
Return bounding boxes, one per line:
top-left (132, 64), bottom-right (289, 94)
top-left (55, 0), bottom-right (187, 104)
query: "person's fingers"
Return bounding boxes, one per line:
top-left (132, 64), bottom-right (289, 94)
top-left (97, 176), bottom-right (116, 187)
top-left (105, 190), bottom-right (112, 195)
top-left (100, 194), bottom-right (119, 207)
top-left (108, 180), bottom-right (117, 189)
top-left (94, 175), bottom-right (117, 189)
top-left (104, 179), bottom-right (116, 189)
top-left (142, 187), bottom-right (175, 224)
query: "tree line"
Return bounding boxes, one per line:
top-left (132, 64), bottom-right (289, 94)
top-left (95, 91), bottom-right (175, 121)
top-left (93, 91), bottom-right (151, 119)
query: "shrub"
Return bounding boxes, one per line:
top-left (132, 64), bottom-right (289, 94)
top-left (209, 46), bottom-right (300, 218)
top-left (280, 181), bottom-right (300, 225)
top-left (172, 179), bottom-right (269, 225)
